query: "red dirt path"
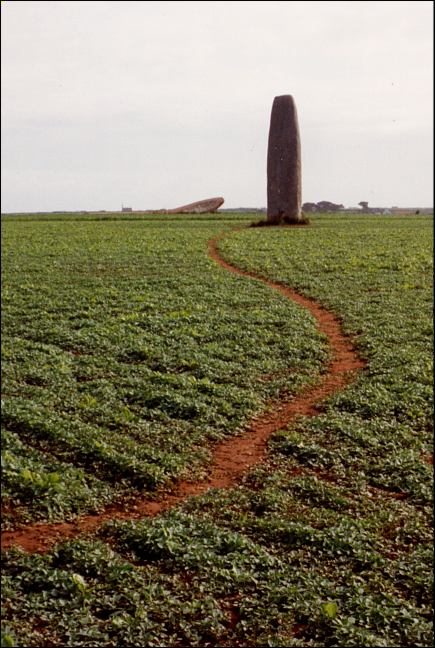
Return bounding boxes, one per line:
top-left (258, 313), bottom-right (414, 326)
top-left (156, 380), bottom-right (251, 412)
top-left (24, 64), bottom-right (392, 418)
top-left (1, 229), bottom-right (365, 554)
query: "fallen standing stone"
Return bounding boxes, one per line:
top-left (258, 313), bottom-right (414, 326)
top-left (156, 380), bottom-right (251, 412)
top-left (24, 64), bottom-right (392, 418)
top-left (166, 197), bottom-right (224, 214)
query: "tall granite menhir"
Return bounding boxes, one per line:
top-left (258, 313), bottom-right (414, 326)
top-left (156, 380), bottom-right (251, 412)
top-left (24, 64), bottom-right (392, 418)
top-left (267, 95), bottom-right (302, 224)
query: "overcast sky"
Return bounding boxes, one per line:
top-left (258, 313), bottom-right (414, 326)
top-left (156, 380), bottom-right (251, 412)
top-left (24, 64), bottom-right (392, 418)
top-left (1, 0), bottom-right (433, 212)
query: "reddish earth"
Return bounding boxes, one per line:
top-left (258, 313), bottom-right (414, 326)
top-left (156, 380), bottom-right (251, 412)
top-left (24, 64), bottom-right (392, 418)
top-left (1, 228), bottom-right (365, 555)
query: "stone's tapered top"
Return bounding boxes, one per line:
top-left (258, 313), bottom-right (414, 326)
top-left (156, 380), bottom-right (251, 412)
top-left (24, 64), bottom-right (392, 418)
top-left (267, 94), bottom-right (302, 224)
top-left (273, 94), bottom-right (296, 108)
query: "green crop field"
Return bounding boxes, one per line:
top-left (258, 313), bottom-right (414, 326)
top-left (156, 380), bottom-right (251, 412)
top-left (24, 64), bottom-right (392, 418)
top-left (1, 213), bottom-right (433, 647)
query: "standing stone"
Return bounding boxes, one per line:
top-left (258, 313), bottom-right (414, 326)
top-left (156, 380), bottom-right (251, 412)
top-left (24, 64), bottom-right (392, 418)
top-left (267, 95), bottom-right (302, 224)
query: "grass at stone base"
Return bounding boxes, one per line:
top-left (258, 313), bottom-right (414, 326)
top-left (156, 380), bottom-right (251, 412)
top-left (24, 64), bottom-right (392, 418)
top-left (1, 214), bottom-right (433, 647)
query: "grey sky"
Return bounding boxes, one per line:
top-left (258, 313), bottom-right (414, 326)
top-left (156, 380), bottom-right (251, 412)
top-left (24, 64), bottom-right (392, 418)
top-left (1, 0), bottom-right (433, 212)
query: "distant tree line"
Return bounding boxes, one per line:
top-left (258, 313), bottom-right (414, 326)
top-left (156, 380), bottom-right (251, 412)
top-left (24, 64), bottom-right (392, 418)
top-left (302, 201), bottom-right (344, 213)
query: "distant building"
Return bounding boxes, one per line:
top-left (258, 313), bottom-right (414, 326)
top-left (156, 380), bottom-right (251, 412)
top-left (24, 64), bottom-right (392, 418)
top-left (121, 206), bottom-right (132, 213)
top-left (358, 201), bottom-right (385, 214)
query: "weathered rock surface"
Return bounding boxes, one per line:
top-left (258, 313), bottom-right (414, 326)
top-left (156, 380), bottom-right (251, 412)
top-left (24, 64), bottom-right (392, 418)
top-left (166, 197), bottom-right (224, 214)
top-left (267, 95), bottom-right (302, 224)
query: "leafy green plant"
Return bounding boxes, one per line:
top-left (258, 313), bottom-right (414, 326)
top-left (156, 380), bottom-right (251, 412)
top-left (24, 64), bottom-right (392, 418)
top-left (1, 213), bottom-right (433, 647)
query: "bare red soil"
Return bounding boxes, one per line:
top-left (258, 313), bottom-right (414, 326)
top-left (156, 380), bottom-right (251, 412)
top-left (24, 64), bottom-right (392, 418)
top-left (1, 229), bottom-right (365, 554)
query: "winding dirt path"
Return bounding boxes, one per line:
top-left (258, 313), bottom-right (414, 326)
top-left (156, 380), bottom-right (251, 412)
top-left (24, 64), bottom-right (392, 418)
top-left (1, 228), bottom-right (365, 554)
